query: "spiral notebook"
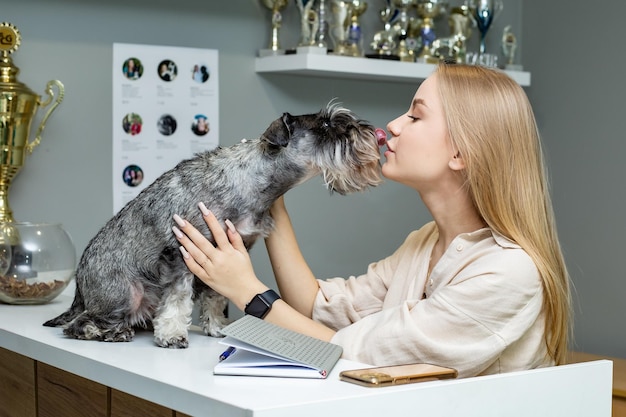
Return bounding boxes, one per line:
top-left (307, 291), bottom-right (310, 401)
top-left (213, 315), bottom-right (343, 379)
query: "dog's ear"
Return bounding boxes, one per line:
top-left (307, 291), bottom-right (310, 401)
top-left (261, 113), bottom-right (292, 147)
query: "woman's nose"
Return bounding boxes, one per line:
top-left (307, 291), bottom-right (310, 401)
top-left (386, 115), bottom-right (402, 138)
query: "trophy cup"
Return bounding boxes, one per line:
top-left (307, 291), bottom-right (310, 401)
top-left (329, 0), bottom-right (351, 54)
top-left (329, 0), bottom-right (367, 57)
top-left (314, 0), bottom-right (331, 49)
top-left (295, 0), bottom-right (329, 54)
top-left (415, 0), bottom-right (448, 63)
top-left (369, 0), bottom-right (401, 59)
top-left (259, 0), bottom-right (289, 57)
top-left (501, 25), bottom-right (522, 70)
top-left (0, 23), bottom-right (76, 305)
top-left (296, 0), bottom-right (318, 47)
top-left (345, 1), bottom-right (368, 56)
top-left (0, 22), bottom-right (64, 225)
top-left (469, 0), bottom-right (503, 55)
top-left (392, 0), bottom-right (421, 61)
top-left (448, 5), bottom-right (472, 62)
top-left (432, 4), bottom-right (473, 63)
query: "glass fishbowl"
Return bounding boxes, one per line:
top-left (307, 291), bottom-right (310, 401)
top-left (0, 222), bottom-right (76, 304)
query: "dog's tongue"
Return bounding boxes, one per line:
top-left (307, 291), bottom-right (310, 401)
top-left (375, 128), bottom-right (387, 147)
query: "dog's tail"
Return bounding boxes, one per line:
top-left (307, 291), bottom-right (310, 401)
top-left (42, 285), bottom-right (85, 327)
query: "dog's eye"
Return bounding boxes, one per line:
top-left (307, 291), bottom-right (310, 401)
top-left (323, 121), bottom-right (329, 128)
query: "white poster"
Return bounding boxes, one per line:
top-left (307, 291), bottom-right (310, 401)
top-left (112, 43), bottom-right (219, 214)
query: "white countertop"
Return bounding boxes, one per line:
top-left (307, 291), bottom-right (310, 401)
top-left (0, 291), bottom-right (614, 417)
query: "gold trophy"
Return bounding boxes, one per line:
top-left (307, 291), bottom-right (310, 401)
top-left (0, 23), bottom-right (75, 305)
top-left (0, 22), bottom-right (64, 224)
top-left (330, 0), bottom-right (368, 57)
top-left (259, 0), bottom-right (289, 57)
top-left (415, 0), bottom-right (447, 63)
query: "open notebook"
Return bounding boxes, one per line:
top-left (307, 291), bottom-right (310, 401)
top-left (213, 315), bottom-right (343, 379)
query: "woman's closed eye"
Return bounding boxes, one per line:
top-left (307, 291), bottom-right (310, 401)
top-left (407, 115), bottom-right (420, 121)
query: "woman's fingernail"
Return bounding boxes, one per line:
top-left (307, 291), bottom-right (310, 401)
top-left (198, 202), bottom-right (211, 216)
top-left (172, 226), bottom-right (184, 239)
top-left (179, 246), bottom-right (190, 259)
top-left (225, 219), bottom-right (236, 234)
top-left (173, 214), bottom-right (185, 227)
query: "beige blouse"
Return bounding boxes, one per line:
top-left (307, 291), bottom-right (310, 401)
top-left (312, 221), bottom-right (552, 378)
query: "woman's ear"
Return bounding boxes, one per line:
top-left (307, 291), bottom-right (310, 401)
top-left (449, 151), bottom-right (465, 170)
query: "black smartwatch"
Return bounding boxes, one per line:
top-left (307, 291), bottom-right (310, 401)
top-left (244, 289), bottom-right (281, 319)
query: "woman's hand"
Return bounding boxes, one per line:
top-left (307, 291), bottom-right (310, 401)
top-left (173, 201), bottom-right (336, 342)
top-left (172, 202), bottom-right (268, 311)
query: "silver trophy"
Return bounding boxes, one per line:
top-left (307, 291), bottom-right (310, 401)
top-left (295, 0), bottom-right (330, 52)
top-left (469, 0), bottom-right (503, 55)
top-left (295, 0), bottom-right (318, 47)
top-left (315, 0), bottom-right (330, 48)
top-left (260, 0), bottom-right (289, 56)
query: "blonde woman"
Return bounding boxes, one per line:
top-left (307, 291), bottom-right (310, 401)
top-left (173, 63), bottom-right (570, 378)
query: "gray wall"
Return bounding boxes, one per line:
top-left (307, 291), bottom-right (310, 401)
top-left (5, 0), bottom-right (621, 358)
top-left (523, 2), bottom-right (626, 357)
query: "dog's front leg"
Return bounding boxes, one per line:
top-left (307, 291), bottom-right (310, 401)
top-left (198, 286), bottom-right (230, 337)
top-left (152, 273), bottom-right (194, 348)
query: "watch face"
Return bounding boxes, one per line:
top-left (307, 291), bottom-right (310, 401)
top-left (245, 290), bottom-right (280, 319)
top-left (245, 294), bottom-right (271, 319)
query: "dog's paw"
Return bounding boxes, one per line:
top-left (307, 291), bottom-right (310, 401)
top-left (154, 335), bottom-right (189, 349)
top-left (202, 318), bottom-right (230, 338)
top-left (103, 328), bottom-right (135, 342)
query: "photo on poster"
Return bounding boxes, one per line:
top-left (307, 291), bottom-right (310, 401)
top-left (191, 114), bottom-right (210, 136)
top-left (192, 63), bottom-right (210, 83)
top-left (158, 59), bottom-right (178, 82)
top-left (122, 57), bottom-right (143, 80)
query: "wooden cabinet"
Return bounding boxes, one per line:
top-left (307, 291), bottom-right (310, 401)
top-left (111, 390), bottom-right (171, 417)
top-left (0, 348), bottom-right (36, 417)
top-left (615, 399), bottom-right (626, 417)
top-left (0, 347), bottom-right (191, 417)
top-left (37, 362), bottom-right (108, 417)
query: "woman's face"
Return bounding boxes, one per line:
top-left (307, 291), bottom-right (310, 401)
top-left (383, 74), bottom-right (457, 191)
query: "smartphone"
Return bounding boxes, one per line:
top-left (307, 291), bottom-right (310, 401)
top-left (339, 363), bottom-right (458, 387)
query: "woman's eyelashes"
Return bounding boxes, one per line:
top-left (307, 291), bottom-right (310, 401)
top-left (407, 114), bottom-right (420, 121)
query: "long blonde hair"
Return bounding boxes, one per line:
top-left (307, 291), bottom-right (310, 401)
top-left (436, 63), bottom-right (571, 364)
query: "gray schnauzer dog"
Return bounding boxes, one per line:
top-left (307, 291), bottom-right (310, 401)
top-left (43, 103), bottom-right (382, 348)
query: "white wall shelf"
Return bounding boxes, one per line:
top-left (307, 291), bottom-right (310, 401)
top-left (255, 53), bottom-right (531, 86)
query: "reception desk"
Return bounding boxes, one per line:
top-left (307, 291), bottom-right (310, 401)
top-left (0, 293), bottom-right (614, 417)
top-left (568, 351), bottom-right (626, 417)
